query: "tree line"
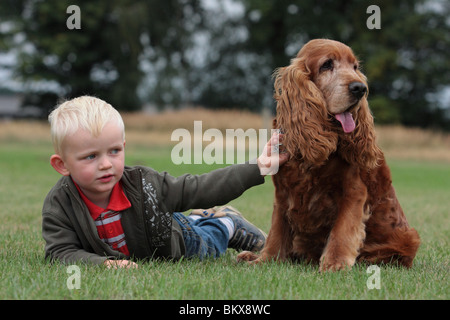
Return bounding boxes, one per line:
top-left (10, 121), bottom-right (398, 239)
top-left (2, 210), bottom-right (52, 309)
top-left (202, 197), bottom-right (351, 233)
top-left (0, 0), bottom-right (449, 129)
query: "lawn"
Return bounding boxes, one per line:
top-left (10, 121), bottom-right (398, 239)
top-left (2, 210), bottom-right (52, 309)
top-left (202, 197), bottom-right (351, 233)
top-left (0, 115), bottom-right (449, 301)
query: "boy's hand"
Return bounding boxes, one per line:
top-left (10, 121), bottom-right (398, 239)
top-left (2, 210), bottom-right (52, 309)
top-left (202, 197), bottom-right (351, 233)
top-left (104, 259), bottom-right (139, 269)
top-left (257, 132), bottom-right (289, 176)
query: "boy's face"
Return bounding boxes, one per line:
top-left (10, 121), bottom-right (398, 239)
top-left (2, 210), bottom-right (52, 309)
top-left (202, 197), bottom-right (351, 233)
top-left (51, 122), bottom-right (125, 205)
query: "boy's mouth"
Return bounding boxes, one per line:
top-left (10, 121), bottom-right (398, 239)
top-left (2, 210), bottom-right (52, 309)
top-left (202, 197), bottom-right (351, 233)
top-left (98, 174), bottom-right (114, 183)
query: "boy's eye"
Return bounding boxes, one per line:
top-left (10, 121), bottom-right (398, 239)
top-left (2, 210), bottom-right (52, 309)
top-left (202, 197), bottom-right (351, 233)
top-left (110, 148), bottom-right (120, 155)
top-left (85, 154), bottom-right (96, 160)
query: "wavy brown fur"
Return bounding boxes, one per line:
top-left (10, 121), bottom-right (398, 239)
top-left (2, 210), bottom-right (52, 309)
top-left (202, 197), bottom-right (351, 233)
top-left (238, 39), bottom-right (420, 271)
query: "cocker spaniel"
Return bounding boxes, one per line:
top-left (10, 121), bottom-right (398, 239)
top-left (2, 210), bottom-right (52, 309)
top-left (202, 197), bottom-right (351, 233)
top-left (238, 39), bottom-right (420, 271)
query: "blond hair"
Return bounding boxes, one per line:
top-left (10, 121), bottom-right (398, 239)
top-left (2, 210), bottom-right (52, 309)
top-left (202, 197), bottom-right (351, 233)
top-left (49, 96), bottom-right (125, 154)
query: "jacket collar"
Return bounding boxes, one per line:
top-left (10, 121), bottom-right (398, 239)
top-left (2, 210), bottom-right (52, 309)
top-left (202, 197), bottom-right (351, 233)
top-left (72, 179), bottom-right (131, 220)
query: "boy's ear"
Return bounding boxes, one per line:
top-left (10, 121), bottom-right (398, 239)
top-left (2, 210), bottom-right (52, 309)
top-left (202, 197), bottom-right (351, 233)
top-left (50, 154), bottom-right (70, 176)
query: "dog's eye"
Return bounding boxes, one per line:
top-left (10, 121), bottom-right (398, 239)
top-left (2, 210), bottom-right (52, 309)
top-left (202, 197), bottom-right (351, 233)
top-left (320, 59), bottom-right (333, 72)
top-left (354, 64), bottom-right (359, 71)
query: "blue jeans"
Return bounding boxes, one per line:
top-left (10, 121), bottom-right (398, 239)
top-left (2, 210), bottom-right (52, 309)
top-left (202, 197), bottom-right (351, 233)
top-left (173, 212), bottom-right (229, 259)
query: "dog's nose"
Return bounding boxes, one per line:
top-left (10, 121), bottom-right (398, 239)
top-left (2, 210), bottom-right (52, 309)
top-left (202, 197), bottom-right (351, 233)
top-left (348, 82), bottom-right (367, 100)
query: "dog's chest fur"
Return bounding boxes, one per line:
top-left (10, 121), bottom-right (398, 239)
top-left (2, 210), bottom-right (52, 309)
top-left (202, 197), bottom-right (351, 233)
top-left (273, 154), bottom-right (356, 257)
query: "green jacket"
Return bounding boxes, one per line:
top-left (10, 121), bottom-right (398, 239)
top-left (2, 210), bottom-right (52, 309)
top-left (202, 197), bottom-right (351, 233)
top-left (42, 164), bottom-right (265, 265)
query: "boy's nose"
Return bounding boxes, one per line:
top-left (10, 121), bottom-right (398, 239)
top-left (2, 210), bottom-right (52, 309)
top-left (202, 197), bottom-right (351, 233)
top-left (99, 156), bottom-right (113, 169)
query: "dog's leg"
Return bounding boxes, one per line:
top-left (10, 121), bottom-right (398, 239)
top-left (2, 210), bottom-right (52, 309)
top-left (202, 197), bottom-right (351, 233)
top-left (359, 185), bottom-right (420, 267)
top-left (237, 200), bottom-right (292, 264)
top-left (319, 171), bottom-right (368, 272)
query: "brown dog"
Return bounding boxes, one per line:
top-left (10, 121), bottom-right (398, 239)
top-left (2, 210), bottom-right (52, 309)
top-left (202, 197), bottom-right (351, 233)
top-left (237, 39), bottom-right (420, 271)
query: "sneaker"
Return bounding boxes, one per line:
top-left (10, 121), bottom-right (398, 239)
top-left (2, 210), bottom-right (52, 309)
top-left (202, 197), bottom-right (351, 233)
top-left (216, 206), bottom-right (266, 252)
top-left (190, 207), bottom-right (226, 218)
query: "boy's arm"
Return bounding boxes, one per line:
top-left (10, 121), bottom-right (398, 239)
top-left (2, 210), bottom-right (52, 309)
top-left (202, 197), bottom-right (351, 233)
top-left (161, 162), bottom-right (265, 213)
top-left (42, 212), bottom-right (110, 265)
top-left (157, 132), bottom-right (287, 212)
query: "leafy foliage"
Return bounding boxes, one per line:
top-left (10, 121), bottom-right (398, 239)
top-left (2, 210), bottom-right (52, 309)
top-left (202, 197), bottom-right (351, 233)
top-left (0, 0), bottom-right (449, 129)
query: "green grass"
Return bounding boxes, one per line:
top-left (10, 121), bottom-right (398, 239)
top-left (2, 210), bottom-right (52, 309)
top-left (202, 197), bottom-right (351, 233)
top-left (0, 140), bottom-right (448, 300)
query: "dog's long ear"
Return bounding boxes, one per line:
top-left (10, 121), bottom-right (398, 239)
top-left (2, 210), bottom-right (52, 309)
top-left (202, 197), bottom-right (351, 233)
top-left (339, 96), bottom-right (383, 169)
top-left (274, 59), bottom-right (338, 166)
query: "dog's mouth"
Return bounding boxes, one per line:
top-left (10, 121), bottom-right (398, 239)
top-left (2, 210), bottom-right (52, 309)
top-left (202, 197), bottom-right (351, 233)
top-left (333, 101), bottom-right (359, 133)
top-left (335, 112), bottom-right (355, 133)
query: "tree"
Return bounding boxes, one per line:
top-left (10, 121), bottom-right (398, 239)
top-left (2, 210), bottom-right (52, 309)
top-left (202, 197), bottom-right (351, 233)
top-left (194, 0), bottom-right (450, 128)
top-left (139, 0), bottom-right (205, 108)
top-left (1, 0), bottom-right (449, 129)
top-left (0, 0), bottom-right (149, 114)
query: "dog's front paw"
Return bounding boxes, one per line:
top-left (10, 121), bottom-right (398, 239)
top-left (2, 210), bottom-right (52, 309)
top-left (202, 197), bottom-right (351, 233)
top-left (319, 254), bottom-right (354, 272)
top-left (236, 250), bottom-right (259, 263)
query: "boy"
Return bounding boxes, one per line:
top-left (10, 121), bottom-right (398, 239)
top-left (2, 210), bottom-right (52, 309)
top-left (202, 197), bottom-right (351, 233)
top-left (42, 96), bottom-right (287, 268)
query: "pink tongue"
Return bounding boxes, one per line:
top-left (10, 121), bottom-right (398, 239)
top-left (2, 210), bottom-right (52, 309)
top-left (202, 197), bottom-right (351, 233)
top-left (335, 112), bottom-right (355, 133)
